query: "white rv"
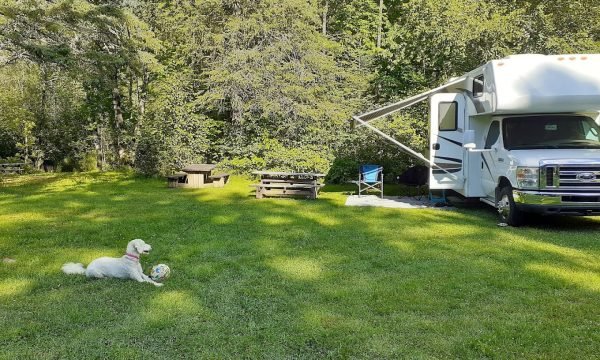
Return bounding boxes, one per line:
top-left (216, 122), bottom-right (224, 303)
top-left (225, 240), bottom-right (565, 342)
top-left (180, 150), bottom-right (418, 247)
top-left (353, 54), bottom-right (600, 226)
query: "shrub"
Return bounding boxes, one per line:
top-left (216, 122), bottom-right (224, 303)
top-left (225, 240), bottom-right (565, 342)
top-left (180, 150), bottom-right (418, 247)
top-left (60, 157), bottom-right (76, 172)
top-left (220, 139), bottom-right (331, 175)
top-left (78, 152), bottom-right (98, 172)
top-left (326, 113), bottom-right (429, 184)
top-left (325, 157), bottom-right (360, 184)
top-left (135, 137), bottom-right (162, 175)
top-left (0, 156), bottom-right (22, 164)
top-left (219, 156), bottom-right (267, 175)
top-left (262, 143), bottom-right (331, 174)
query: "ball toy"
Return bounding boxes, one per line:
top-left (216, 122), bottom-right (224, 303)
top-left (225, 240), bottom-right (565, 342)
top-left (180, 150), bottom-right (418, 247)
top-left (149, 264), bottom-right (171, 282)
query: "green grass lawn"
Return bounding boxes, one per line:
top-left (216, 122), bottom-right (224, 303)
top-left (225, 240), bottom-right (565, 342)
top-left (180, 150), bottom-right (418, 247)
top-left (1, 172), bottom-right (599, 359)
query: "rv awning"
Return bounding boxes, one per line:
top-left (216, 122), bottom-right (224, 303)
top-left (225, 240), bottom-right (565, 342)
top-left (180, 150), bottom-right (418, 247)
top-left (355, 76), bottom-right (467, 124)
top-left (351, 76), bottom-right (467, 177)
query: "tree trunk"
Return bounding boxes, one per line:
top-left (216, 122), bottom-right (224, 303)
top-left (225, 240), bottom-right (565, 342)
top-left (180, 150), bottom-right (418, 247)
top-left (40, 66), bottom-right (48, 129)
top-left (377, 0), bottom-right (384, 48)
top-left (132, 68), bottom-right (148, 165)
top-left (139, 71), bottom-right (146, 118)
top-left (138, 68), bottom-right (147, 126)
top-left (23, 132), bottom-right (29, 164)
top-left (322, 0), bottom-right (328, 36)
top-left (112, 69), bottom-right (125, 163)
top-left (128, 70), bottom-right (133, 109)
top-left (98, 123), bottom-right (106, 171)
top-left (36, 65), bottom-right (50, 168)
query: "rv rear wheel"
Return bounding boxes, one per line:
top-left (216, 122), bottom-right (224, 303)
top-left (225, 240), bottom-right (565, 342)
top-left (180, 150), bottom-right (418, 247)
top-left (498, 186), bottom-right (524, 227)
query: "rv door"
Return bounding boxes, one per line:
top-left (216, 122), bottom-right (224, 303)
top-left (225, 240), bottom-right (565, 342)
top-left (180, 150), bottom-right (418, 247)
top-left (429, 93), bottom-right (466, 190)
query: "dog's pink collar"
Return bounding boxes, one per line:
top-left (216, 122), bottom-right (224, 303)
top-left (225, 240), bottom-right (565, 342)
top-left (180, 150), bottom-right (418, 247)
top-left (124, 253), bottom-right (139, 261)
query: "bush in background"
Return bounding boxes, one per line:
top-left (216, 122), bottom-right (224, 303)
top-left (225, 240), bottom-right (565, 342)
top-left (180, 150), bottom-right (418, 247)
top-left (327, 113), bottom-right (428, 184)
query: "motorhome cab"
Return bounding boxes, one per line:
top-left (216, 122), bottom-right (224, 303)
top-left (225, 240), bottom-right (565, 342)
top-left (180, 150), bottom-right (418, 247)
top-left (353, 54), bottom-right (600, 226)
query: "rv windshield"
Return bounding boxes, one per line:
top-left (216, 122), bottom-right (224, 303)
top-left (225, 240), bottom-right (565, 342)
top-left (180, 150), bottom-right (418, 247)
top-left (503, 115), bottom-right (600, 150)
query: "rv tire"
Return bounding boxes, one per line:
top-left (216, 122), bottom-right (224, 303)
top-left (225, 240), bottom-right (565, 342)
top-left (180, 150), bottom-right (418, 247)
top-left (497, 186), bottom-right (524, 227)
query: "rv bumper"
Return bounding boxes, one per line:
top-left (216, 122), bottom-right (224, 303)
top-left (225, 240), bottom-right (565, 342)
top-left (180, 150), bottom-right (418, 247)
top-left (513, 190), bottom-right (600, 215)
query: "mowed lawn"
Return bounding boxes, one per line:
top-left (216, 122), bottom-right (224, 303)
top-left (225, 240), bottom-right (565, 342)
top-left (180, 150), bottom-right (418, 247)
top-left (0, 173), bottom-right (599, 359)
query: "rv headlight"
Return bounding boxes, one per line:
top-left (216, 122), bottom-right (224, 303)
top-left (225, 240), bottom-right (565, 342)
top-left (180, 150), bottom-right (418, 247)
top-left (516, 167), bottom-right (539, 189)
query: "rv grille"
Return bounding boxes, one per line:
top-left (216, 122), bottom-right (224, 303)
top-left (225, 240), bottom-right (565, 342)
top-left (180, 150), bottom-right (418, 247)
top-left (545, 166), bottom-right (555, 187)
top-left (547, 165), bottom-right (600, 190)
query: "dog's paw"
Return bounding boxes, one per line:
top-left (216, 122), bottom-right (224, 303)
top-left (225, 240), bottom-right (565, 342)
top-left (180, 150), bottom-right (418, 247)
top-left (154, 282), bottom-right (164, 287)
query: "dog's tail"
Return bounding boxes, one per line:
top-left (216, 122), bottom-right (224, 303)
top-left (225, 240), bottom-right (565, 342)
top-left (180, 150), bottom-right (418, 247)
top-left (62, 262), bottom-right (86, 275)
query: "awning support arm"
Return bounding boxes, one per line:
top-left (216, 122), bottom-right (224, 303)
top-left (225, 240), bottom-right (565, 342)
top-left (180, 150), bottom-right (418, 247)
top-left (351, 116), bottom-right (458, 179)
top-left (351, 77), bottom-right (469, 179)
top-left (352, 116), bottom-right (430, 165)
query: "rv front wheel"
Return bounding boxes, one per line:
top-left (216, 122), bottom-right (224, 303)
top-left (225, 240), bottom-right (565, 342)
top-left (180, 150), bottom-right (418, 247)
top-left (498, 186), bottom-right (524, 227)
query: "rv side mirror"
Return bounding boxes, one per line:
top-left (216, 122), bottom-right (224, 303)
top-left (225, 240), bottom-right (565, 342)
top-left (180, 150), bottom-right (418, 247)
top-left (463, 130), bottom-right (476, 149)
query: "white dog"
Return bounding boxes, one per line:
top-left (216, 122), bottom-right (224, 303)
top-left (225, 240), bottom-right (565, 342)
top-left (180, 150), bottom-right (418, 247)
top-left (62, 239), bottom-right (163, 287)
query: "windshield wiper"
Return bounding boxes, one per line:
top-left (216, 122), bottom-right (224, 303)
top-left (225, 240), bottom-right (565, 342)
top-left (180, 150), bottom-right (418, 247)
top-left (509, 145), bottom-right (559, 150)
top-left (556, 140), bottom-right (600, 148)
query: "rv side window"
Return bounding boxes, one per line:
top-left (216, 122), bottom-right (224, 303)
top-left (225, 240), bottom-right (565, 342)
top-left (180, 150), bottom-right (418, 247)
top-left (473, 75), bottom-right (484, 97)
top-left (438, 102), bottom-right (457, 131)
top-left (484, 121), bottom-right (500, 149)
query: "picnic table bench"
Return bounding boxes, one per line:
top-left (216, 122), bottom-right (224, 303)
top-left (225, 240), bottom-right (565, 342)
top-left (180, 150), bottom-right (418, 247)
top-left (208, 173), bottom-right (230, 188)
top-left (251, 171), bottom-right (325, 199)
top-left (167, 172), bottom-right (188, 188)
top-left (0, 163), bottom-right (25, 174)
top-left (166, 164), bottom-right (229, 189)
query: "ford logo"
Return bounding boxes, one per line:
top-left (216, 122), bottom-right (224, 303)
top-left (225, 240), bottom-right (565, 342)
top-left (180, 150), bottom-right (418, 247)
top-left (576, 172), bottom-right (597, 182)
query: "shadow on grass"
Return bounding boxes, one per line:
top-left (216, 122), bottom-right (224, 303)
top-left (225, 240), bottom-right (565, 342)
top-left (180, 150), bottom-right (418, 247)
top-left (0, 173), bottom-right (599, 358)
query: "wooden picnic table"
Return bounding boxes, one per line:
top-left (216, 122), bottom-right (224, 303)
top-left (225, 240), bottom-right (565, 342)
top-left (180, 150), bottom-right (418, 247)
top-left (251, 171), bottom-right (325, 199)
top-left (167, 164), bottom-right (230, 188)
top-left (181, 164), bottom-right (217, 188)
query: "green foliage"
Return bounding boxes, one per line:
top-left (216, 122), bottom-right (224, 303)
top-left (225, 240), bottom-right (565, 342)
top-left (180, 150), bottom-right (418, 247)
top-left (1, 0), bottom-right (599, 178)
top-left (56, 152), bottom-right (97, 172)
top-left (0, 63), bottom-right (40, 161)
top-left (79, 152), bottom-right (98, 172)
top-left (134, 136), bottom-right (162, 175)
top-left (378, 0), bottom-right (525, 96)
top-left (328, 111), bottom-right (430, 183)
top-left (0, 156), bottom-right (22, 164)
top-left (510, 0), bottom-right (600, 53)
top-left (204, 0), bottom-right (368, 161)
top-left (220, 139), bottom-right (331, 175)
top-left (219, 156), bottom-right (267, 175)
top-left (324, 157), bottom-right (360, 184)
top-left (260, 137), bottom-right (332, 173)
top-left (137, 69), bottom-right (224, 175)
top-left (0, 132), bottom-right (17, 159)
top-left (59, 157), bottom-right (77, 172)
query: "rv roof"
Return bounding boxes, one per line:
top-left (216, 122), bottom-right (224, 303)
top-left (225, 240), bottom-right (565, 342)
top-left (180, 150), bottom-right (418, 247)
top-left (501, 54), bottom-right (546, 60)
top-left (475, 54), bottom-right (600, 114)
top-left (354, 54), bottom-right (600, 122)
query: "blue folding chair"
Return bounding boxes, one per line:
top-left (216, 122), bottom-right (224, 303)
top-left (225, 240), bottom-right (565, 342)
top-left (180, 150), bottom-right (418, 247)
top-left (355, 164), bottom-right (383, 198)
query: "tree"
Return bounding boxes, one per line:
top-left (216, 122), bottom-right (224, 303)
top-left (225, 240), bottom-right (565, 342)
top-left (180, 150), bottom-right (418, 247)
top-left (0, 0), bottom-right (159, 168)
top-left (203, 0), bottom-right (369, 172)
top-left (0, 62), bottom-right (39, 162)
top-left (1, 0), bottom-right (599, 177)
